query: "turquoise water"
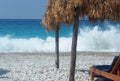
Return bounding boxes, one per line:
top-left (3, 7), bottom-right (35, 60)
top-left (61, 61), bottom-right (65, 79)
top-left (0, 19), bottom-right (50, 39)
top-left (0, 19), bottom-right (120, 52)
top-left (0, 19), bottom-right (73, 39)
top-left (0, 19), bottom-right (119, 39)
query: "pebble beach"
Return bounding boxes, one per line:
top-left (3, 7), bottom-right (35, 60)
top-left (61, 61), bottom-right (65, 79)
top-left (0, 52), bottom-right (119, 81)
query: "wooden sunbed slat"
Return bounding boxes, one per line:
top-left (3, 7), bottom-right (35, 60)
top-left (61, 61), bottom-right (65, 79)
top-left (90, 55), bottom-right (120, 81)
top-left (90, 67), bottom-right (120, 81)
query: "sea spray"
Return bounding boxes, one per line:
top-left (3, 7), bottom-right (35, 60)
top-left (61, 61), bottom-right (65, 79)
top-left (0, 24), bottom-right (120, 52)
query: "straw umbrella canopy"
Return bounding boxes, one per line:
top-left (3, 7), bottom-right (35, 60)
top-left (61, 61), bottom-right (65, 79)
top-left (42, 0), bottom-right (120, 81)
top-left (87, 0), bottom-right (120, 22)
top-left (43, 0), bottom-right (120, 30)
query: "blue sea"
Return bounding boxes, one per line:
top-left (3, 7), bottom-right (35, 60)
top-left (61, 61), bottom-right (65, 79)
top-left (0, 19), bottom-right (120, 52)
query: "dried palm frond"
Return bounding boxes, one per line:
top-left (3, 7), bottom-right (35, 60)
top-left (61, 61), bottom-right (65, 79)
top-left (42, 0), bottom-right (120, 31)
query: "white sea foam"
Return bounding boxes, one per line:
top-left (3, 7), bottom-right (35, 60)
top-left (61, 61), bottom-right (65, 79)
top-left (0, 25), bottom-right (120, 52)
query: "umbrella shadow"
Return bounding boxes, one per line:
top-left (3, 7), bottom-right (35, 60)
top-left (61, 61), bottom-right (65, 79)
top-left (76, 69), bottom-right (112, 81)
top-left (0, 69), bottom-right (10, 79)
top-left (76, 69), bottom-right (90, 74)
top-left (95, 78), bottom-right (112, 81)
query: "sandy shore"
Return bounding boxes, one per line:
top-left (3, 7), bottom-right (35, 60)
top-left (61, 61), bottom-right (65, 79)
top-left (0, 52), bottom-right (119, 81)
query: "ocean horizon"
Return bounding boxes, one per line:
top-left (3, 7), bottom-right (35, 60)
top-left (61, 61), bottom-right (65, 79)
top-left (0, 19), bottom-right (120, 53)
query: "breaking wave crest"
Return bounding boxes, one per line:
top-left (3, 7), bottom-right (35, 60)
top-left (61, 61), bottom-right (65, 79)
top-left (0, 24), bottom-right (120, 53)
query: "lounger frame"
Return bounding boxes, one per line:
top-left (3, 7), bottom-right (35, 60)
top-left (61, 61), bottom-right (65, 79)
top-left (90, 55), bottom-right (120, 81)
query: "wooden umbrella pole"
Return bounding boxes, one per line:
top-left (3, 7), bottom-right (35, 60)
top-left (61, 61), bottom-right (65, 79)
top-left (69, 7), bottom-right (80, 81)
top-left (55, 27), bottom-right (59, 69)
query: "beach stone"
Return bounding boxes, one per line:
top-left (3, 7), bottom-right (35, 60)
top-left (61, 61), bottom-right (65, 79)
top-left (0, 52), bottom-right (116, 81)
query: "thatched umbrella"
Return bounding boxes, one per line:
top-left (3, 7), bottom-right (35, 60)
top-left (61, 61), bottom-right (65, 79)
top-left (42, 0), bottom-right (61, 69)
top-left (42, 0), bottom-right (120, 81)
